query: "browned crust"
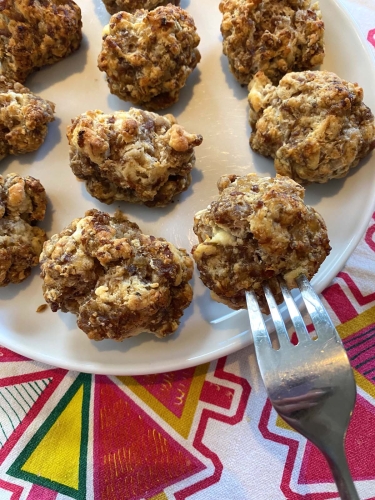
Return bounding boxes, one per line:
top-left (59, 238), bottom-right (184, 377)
top-left (0, 0), bottom-right (82, 83)
top-left (97, 5), bottom-right (200, 110)
top-left (102, 0), bottom-right (180, 15)
top-left (66, 108), bottom-right (202, 206)
top-left (192, 173), bottom-right (330, 312)
top-left (0, 172), bottom-right (47, 222)
top-left (40, 209), bottom-right (194, 340)
top-left (248, 71), bottom-right (375, 183)
top-left (0, 76), bottom-right (55, 160)
top-left (0, 172), bottom-right (47, 287)
top-left (219, 0), bottom-right (325, 85)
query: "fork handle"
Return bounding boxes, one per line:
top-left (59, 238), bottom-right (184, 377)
top-left (325, 443), bottom-right (360, 500)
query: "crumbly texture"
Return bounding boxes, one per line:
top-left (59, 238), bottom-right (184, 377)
top-left (40, 209), bottom-right (194, 341)
top-left (67, 108), bottom-right (203, 206)
top-left (219, 0), bottom-right (325, 85)
top-left (248, 71), bottom-right (375, 184)
top-left (192, 174), bottom-right (330, 312)
top-left (0, 0), bottom-right (82, 83)
top-left (0, 173), bottom-right (47, 287)
top-left (102, 0), bottom-right (180, 15)
top-left (97, 5), bottom-right (201, 110)
top-left (0, 77), bottom-right (55, 160)
top-left (0, 172), bottom-right (47, 221)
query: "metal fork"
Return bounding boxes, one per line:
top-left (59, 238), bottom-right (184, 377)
top-left (246, 274), bottom-right (359, 500)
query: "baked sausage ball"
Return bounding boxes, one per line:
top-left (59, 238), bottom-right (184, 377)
top-left (192, 174), bottom-right (330, 313)
top-left (0, 173), bottom-right (47, 287)
top-left (219, 0), bottom-right (325, 85)
top-left (0, 173), bottom-right (47, 222)
top-left (102, 0), bottom-right (180, 15)
top-left (40, 209), bottom-right (194, 341)
top-left (0, 77), bottom-right (55, 161)
top-left (248, 71), bottom-right (375, 184)
top-left (67, 108), bottom-right (203, 206)
top-left (0, 0), bottom-right (82, 83)
top-left (97, 5), bottom-right (201, 110)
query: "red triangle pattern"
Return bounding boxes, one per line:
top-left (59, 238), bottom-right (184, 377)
top-left (93, 376), bottom-right (205, 500)
top-left (299, 394), bottom-right (375, 484)
top-left (26, 483), bottom-right (58, 500)
top-left (132, 367), bottom-right (196, 418)
top-left (0, 347), bottom-right (29, 362)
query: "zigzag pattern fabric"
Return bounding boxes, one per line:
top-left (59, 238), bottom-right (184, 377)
top-left (0, 1), bottom-right (374, 497)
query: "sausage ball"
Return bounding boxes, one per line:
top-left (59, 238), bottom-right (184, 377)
top-left (219, 0), bottom-right (325, 85)
top-left (102, 0), bottom-right (180, 15)
top-left (0, 173), bottom-right (47, 287)
top-left (248, 71), bottom-right (375, 184)
top-left (0, 0), bottom-right (82, 83)
top-left (40, 209), bottom-right (194, 341)
top-left (0, 77), bottom-right (55, 161)
top-left (97, 5), bottom-right (201, 110)
top-left (67, 108), bottom-right (203, 206)
top-left (0, 172), bottom-right (47, 222)
top-left (192, 173), bottom-right (330, 313)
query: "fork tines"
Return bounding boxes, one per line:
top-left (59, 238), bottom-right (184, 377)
top-left (246, 274), bottom-right (341, 349)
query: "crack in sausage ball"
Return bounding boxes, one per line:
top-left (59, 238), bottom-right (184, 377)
top-left (0, 76), bottom-right (55, 160)
top-left (67, 108), bottom-right (203, 207)
top-left (219, 0), bottom-right (325, 85)
top-left (0, 0), bottom-right (82, 83)
top-left (40, 209), bottom-right (194, 341)
top-left (192, 173), bottom-right (330, 313)
top-left (0, 173), bottom-right (47, 286)
top-left (248, 71), bottom-right (375, 184)
top-left (97, 5), bottom-right (201, 110)
top-left (101, 0), bottom-right (180, 15)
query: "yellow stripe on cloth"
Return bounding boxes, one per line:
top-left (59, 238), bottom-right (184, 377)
top-left (337, 306), bottom-right (375, 340)
top-left (149, 493), bottom-right (168, 500)
top-left (21, 386), bottom-right (83, 489)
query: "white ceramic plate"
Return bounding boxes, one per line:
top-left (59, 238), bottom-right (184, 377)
top-left (1, 0), bottom-right (375, 375)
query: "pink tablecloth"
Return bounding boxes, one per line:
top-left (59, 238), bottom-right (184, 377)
top-left (0, 1), bottom-right (375, 499)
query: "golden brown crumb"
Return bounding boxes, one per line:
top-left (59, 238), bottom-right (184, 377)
top-left (248, 71), bottom-right (375, 183)
top-left (192, 173), bottom-right (330, 313)
top-left (0, 0), bottom-right (82, 83)
top-left (102, 0), bottom-right (180, 15)
top-left (219, 0), bottom-right (325, 85)
top-left (40, 209), bottom-right (194, 341)
top-left (97, 5), bottom-right (201, 110)
top-left (67, 108), bottom-right (203, 206)
top-left (36, 304), bottom-right (48, 312)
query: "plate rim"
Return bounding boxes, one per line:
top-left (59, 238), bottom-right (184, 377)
top-left (0, 0), bottom-right (375, 375)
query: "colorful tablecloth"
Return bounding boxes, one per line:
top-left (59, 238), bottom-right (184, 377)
top-left (1, 1), bottom-right (375, 499)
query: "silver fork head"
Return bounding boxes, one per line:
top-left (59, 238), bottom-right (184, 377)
top-left (246, 275), bottom-right (360, 499)
top-left (246, 275), bottom-right (356, 455)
